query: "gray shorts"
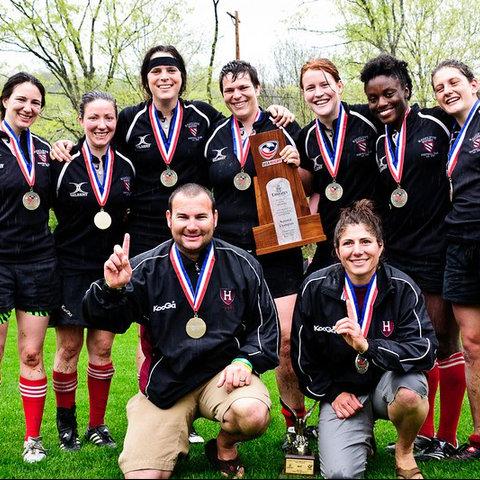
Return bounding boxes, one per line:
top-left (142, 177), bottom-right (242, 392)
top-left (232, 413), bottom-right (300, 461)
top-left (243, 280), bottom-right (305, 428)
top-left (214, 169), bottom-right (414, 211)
top-left (317, 371), bottom-right (427, 479)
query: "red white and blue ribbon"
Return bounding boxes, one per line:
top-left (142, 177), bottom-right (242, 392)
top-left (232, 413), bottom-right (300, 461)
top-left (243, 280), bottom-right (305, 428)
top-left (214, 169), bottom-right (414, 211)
top-left (1, 120), bottom-right (35, 187)
top-left (231, 110), bottom-right (262, 169)
top-left (314, 103), bottom-right (348, 179)
top-left (343, 273), bottom-right (378, 337)
top-left (384, 108), bottom-right (410, 185)
top-left (82, 141), bottom-right (114, 208)
top-left (170, 242), bottom-right (216, 315)
top-left (447, 99), bottom-right (480, 178)
top-left (149, 100), bottom-right (183, 166)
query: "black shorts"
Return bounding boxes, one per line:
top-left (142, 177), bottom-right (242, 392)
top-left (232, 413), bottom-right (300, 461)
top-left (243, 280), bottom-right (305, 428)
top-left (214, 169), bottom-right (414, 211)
top-left (443, 241), bottom-right (480, 305)
top-left (255, 247), bottom-right (304, 298)
top-left (0, 257), bottom-right (60, 314)
top-left (50, 270), bottom-right (102, 327)
top-left (386, 251), bottom-right (445, 295)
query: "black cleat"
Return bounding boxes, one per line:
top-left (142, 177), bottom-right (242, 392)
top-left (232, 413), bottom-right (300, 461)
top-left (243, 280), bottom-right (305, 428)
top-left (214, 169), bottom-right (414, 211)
top-left (57, 406), bottom-right (81, 451)
top-left (85, 424), bottom-right (116, 448)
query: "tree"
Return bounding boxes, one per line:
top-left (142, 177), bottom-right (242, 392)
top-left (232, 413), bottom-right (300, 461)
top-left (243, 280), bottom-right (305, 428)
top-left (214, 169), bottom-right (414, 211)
top-left (291, 0), bottom-right (480, 107)
top-left (0, 0), bottom-right (196, 136)
top-left (206, 0), bottom-right (220, 104)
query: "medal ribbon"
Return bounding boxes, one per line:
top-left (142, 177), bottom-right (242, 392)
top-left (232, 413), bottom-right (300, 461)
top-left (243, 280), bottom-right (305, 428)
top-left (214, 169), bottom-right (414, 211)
top-left (384, 107), bottom-right (411, 184)
top-left (314, 103), bottom-right (348, 179)
top-left (170, 242), bottom-right (216, 315)
top-left (1, 120), bottom-right (35, 187)
top-left (149, 100), bottom-right (183, 166)
top-left (343, 273), bottom-right (378, 337)
top-left (82, 142), bottom-right (115, 208)
top-left (231, 110), bottom-right (262, 169)
top-left (447, 99), bottom-right (480, 178)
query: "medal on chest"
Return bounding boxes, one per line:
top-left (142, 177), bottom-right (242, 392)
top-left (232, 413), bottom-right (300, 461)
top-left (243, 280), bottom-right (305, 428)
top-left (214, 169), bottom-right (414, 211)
top-left (82, 142), bottom-right (115, 230)
top-left (343, 273), bottom-right (378, 374)
top-left (170, 242), bottom-right (216, 339)
top-left (231, 111), bottom-right (261, 190)
top-left (384, 108), bottom-right (410, 208)
top-left (446, 99), bottom-right (480, 202)
top-left (149, 101), bottom-right (183, 187)
top-left (1, 120), bottom-right (40, 210)
top-left (315, 104), bottom-right (348, 202)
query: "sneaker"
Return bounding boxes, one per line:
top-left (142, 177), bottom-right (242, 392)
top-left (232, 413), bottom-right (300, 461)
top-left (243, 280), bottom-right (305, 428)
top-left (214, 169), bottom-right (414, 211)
top-left (455, 443), bottom-right (480, 460)
top-left (415, 438), bottom-right (458, 461)
top-left (386, 435), bottom-right (433, 454)
top-left (23, 436), bottom-right (47, 463)
top-left (188, 427), bottom-right (205, 444)
top-left (85, 424), bottom-right (116, 448)
top-left (281, 426), bottom-right (296, 453)
top-left (57, 406), bottom-right (81, 451)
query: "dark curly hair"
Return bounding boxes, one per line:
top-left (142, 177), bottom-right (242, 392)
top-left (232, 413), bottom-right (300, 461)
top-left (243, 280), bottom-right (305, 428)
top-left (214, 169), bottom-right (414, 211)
top-left (360, 54), bottom-right (413, 100)
top-left (334, 199), bottom-right (383, 249)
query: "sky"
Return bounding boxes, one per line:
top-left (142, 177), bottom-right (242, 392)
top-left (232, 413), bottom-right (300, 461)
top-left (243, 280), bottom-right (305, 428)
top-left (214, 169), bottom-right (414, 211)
top-left (192, 0), bottom-right (339, 68)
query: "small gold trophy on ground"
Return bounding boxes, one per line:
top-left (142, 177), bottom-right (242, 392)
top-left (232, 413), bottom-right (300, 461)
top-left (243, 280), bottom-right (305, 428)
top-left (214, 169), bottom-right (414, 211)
top-left (280, 399), bottom-right (318, 477)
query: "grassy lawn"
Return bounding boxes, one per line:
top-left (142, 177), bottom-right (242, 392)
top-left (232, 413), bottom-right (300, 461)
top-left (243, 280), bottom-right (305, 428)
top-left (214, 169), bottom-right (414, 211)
top-left (0, 316), bottom-right (479, 479)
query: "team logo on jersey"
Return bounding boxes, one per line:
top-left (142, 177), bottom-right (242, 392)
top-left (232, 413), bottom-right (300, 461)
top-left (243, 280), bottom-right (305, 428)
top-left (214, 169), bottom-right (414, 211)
top-left (69, 182), bottom-right (89, 197)
top-left (135, 134), bottom-right (152, 150)
top-left (418, 136), bottom-right (436, 156)
top-left (311, 154), bottom-right (323, 171)
top-left (212, 147), bottom-right (227, 162)
top-left (353, 136), bottom-right (369, 155)
top-left (377, 149), bottom-right (388, 172)
top-left (120, 176), bottom-right (131, 193)
top-left (220, 289), bottom-right (235, 305)
top-left (36, 149), bottom-right (50, 166)
top-left (381, 320), bottom-right (394, 337)
top-left (258, 141), bottom-right (278, 160)
top-left (186, 121), bottom-right (199, 138)
top-left (471, 133), bottom-right (480, 151)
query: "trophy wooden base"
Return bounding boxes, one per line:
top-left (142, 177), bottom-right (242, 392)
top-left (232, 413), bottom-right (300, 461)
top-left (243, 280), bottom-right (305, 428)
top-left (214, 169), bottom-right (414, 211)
top-left (282, 453), bottom-right (316, 476)
top-left (252, 214), bottom-right (326, 256)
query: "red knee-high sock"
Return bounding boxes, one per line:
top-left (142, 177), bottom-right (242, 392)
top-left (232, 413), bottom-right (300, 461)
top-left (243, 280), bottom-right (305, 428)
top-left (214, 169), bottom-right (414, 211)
top-left (53, 370), bottom-right (77, 408)
top-left (281, 406), bottom-right (306, 428)
top-left (418, 362), bottom-right (439, 439)
top-left (19, 376), bottom-right (47, 440)
top-left (87, 362), bottom-right (114, 428)
top-left (437, 352), bottom-right (466, 446)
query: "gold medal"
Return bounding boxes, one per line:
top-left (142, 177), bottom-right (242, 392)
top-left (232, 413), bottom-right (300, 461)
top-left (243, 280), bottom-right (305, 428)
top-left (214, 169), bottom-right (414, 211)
top-left (391, 187), bottom-right (408, 208)
top-left (325, 181), bottom-right (343, 201)
top-left (94, 209), bottom-right (112, 230)
top-left (233, 171), bottom-right (251, 190)
top-left (160, 168), bottom-right (178, 187)
top-left (22, 190), bottom-right (41, 210)
top-left (186, 316), bottom-right (207, 339)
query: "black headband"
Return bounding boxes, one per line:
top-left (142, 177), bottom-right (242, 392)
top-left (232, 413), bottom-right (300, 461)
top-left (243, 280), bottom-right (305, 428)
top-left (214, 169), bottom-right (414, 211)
top-left (148, 56), bottom-right (182, 72)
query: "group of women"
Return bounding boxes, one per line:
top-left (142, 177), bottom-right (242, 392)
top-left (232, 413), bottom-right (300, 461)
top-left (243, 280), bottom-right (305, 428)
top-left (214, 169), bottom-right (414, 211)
top-left (0, 43), bottom-right (479, 479)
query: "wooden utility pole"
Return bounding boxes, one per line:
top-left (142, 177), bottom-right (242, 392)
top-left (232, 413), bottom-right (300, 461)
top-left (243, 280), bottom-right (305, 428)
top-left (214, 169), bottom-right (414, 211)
top-left (227, 10), bottom-right (240, 59)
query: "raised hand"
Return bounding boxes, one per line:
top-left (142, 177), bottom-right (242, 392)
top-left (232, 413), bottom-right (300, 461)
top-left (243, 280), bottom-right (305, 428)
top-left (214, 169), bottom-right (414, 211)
top-left (334, 298), bottom-right (369, 353)
top-left (266, 104), bottom-right (296, 127)
top-left (104, 233), bottom-right (132, 289)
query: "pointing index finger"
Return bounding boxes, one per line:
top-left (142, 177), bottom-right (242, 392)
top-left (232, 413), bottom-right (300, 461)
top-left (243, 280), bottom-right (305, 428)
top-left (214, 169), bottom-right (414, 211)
top-left (122, 233), bottom-right (130, 259)
top-left (346, 298), bottom-right (356, 321)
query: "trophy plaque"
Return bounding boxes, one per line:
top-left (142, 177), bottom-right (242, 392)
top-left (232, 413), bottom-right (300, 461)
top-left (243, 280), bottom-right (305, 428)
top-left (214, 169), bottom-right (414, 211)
top-left (280, 398), bottom-right (318, 477)
top-left (249, 129), bottom-right (326, 255)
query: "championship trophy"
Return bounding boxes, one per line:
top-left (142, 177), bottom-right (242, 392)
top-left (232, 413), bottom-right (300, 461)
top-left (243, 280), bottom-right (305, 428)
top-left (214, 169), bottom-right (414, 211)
top-left (249, 129), bottom-right (326, 255)
top-left (280, 398), bottom-right (318, 476)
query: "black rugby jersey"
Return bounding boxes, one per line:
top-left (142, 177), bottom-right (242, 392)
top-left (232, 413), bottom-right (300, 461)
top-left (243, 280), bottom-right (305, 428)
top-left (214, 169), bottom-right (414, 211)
top-left (298, 103), bottom-right (380, 242)
top-left (446, 103), bottom-right (480, 242)
top-left (375, 104), bottom-right (451, 258)
top-left (0, 130), bottom-right (55, 263)
top-left (51, 140), bottom-right (135, 271)
top-left (204, 111), bottom-right (301, 249)
top-left (114, 99), bottom-right (223, 250)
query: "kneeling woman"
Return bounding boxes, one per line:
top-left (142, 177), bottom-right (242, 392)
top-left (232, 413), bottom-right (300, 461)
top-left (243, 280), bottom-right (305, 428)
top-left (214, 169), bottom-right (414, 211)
top-left (291, 200), bottom-right (437, 479)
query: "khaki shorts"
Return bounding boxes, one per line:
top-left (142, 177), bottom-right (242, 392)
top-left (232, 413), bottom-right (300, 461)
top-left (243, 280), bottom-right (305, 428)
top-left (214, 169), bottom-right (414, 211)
top-left (118, 371), bottom-right (271, 474)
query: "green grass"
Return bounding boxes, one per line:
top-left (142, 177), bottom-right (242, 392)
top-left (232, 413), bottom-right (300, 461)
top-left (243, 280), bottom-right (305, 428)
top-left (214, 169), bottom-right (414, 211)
top-left (0, 317), bottom-right (479, 479)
